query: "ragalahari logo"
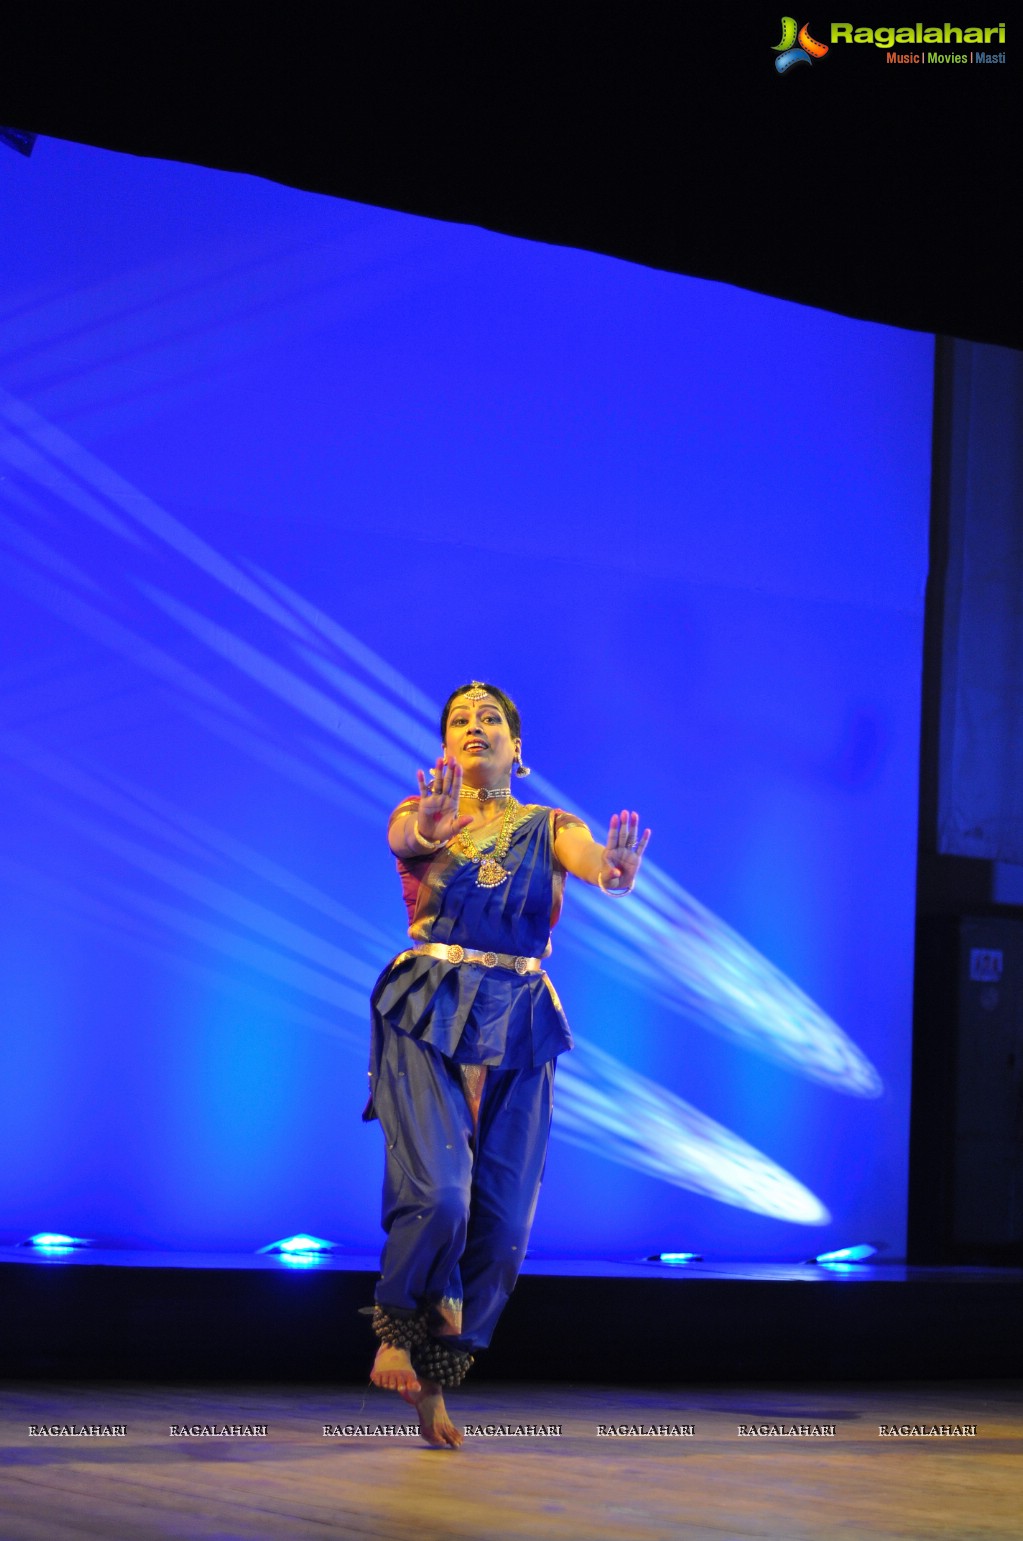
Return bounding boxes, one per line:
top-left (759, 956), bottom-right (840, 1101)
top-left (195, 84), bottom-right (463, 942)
top-left (773, 17), bottom-right (829, 71)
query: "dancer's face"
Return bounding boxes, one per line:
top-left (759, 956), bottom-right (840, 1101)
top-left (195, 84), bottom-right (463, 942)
top-left (443, 694), bottom-right (520, 786)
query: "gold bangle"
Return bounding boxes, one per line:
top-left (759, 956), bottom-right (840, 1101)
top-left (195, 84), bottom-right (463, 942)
top-left (598, 870), bottom-right (633, 897)
top-left (412, 819), bottom-right (444, 852)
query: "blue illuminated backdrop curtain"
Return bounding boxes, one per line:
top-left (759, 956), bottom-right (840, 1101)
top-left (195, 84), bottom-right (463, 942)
top-left (0, 138), bottom-right (932, 1260)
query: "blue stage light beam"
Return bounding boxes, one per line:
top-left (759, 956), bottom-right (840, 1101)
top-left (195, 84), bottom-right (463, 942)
top-left (21, 1233), bottom-right (90, 1253)
top-left (258, 1234), bottom-right (341, 1267)
top-left (258, 1233), bottom-right (337, 1255)
top-left (811, 1243), bottom-right (878, 1264)
top-left (558, 1041), bottom-right (829, 1222)
top-left (543, 830), bottom-right (883, 1097)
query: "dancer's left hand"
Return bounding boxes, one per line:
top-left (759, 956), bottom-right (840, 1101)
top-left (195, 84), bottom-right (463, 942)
top-left (600, 810), bottom-right (652, 892)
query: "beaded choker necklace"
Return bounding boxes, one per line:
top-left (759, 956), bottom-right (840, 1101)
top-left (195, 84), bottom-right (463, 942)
top-left (458, 786), bottom-right (513, 802)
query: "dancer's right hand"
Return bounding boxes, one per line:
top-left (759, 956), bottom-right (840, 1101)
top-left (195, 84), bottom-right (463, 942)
top-left (415, 755), bottom-right (474, 842)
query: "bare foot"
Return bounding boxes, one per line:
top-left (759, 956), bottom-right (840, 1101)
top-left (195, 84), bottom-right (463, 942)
top-left (399, 1378), bottom-right (464, 1448)
top-left (370, 1345), bottom-right (463, 1447)
top-left (369, 1343), bottom-right (421, 1395)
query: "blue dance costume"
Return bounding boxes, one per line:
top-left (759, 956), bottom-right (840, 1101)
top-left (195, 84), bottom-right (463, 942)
top-left (364, 799), bottom-right (584, 1363)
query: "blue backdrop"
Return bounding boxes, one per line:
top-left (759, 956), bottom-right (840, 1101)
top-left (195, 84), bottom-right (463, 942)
top-left (0, 139), bottom-right (932, 1260)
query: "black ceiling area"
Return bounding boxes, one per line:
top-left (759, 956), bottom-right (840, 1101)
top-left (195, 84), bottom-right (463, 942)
top-left (1, 5), bottom-right (1018, 351)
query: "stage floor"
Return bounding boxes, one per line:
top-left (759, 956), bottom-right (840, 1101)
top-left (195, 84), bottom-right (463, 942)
top-left (1, 1379), bottom-right (1021, 1540)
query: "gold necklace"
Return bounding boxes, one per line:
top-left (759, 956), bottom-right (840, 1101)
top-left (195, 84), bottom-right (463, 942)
top-left (454, 799), bottom-right (518, 887)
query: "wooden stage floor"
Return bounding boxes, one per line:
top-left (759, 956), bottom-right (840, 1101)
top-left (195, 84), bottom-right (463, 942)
top-left (1, 1380), bottom-right (1020, 1540)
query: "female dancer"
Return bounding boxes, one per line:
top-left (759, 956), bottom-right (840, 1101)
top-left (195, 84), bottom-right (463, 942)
top-left (364, 681), bottom-right (650, 1445)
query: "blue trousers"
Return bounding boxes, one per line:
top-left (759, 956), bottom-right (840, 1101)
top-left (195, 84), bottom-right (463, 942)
top-left (372, 1028), bottom-right (555, 1353)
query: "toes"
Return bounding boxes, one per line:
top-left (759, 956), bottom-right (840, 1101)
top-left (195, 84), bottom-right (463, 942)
top-left (420, 1419), bottom-right (462, 1448)
top-left (372, 1369), bottom-right (422, 1395)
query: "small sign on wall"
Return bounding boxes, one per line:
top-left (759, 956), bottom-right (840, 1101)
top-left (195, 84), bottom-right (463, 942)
top-left (969, 948), bottom-right (1004, 983)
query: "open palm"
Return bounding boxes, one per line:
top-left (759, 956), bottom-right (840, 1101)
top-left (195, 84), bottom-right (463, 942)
top-left (416, 755), bottom-right (474, 842)
top-left (600, 809), bottom-right (652, 890)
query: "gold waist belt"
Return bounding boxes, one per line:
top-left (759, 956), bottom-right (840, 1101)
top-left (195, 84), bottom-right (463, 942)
top-left (413, 943), bottom-right (543, 976)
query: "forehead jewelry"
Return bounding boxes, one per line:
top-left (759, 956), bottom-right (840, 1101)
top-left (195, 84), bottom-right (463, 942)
top-left (462, 681), bottom-right (490, 702)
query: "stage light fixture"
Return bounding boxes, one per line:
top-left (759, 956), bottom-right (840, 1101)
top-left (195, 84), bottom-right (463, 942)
top-left (810, 1243), bottom-right (877, 1265)
top-left (20, 1233), bottom-right (90, 1254)
top-left (647, 1252), bottom-right (703, 1265)
top-left (258, 1233), bottom-right (338, 1257)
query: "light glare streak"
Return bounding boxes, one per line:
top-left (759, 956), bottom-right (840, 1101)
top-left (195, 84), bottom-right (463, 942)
top-left (0, 387), bottom-right (879, 1219)
top-left (558, 1042), bottom-right (830, 1223)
